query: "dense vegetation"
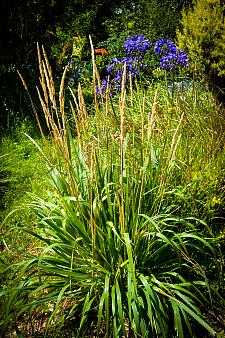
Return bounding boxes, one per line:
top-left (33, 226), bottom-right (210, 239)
top-left (0, 0), bottom-right (193, 131)
top-left (1, 0), bottom-right (225, 337)
top-left (177, 0), bottom-right (225, 99)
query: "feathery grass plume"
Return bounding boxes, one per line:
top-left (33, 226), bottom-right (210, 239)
top-left (120, 62), bottom-right (127, 147)
top-left (69, 100), bottom-right (82, 146)
top-left (41, 45), bottom-right (55, 101)
top-left (69, 86), bottom-right (81, 119)
top-left (147, 91), bottom-right (158, 141)
top-left (141, 94), bottom-right (145, 145)
top-left (90, 142), bottom-right (96, 247)
top-left (105, 78), bottom-right (110, 117)
top-left (89, 36), bottom-right (96, 92)
top-left (37, 44), bottom-right (60, 128)
top-left (78, 83), bottom-right (88, 133)
top-left (69, 83), bottom-right (87, 138)
top-left (168, 111), bottom-right (185, 164)
top-left (103, 79), bottom-right (111, 147)
top-left (89, 35), bottom-right (100, 108)
top-left (38, 47), bottom-right (69, 174)
top-left (37, 45), bottom-right (63, 150)
top-left (58, 66), bottom-right (73, 179)
top-left (37, 43), bottom-right (49, 110)
top-left (59, 65), bottom-right (68, 133)
top-left (89, 35), bottom-right (103, 141)
top-left (129, 73), bottom-right (134, 111)
top-left (119, 63), bottom-right (127, 234)
top-left (38, 45), bottom-right (82, 197)
top-left (158, 111), bottom-right (185, 204)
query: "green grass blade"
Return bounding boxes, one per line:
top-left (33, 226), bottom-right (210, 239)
top-left (171, 299), bottom-right (184, 338)
top-left (115, 279), bottom-right (127, 337)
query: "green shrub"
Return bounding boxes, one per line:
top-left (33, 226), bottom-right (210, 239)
top-left (177, 0), bottom-right (225, 86)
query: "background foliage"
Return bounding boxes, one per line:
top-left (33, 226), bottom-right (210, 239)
top-left (0, 0), bottom-right (193, 133)
top-left (177, 0), bottom-right (225, 95)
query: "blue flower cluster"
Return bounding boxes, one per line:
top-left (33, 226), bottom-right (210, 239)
top-left (124, 33), bottom-right (150, 55)
top-left (154, 38), bottom-right (189, 71)
top-left (97, 34), bottom-right (150, 97)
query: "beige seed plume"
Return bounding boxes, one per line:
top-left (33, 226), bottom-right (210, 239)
top-left (147, 91), bottom-right (158, 141)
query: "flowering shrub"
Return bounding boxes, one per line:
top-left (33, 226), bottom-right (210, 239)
top-left (154, 38), bottom-right (189, 71)
top-left (97, 34), bottom-right (150, 96)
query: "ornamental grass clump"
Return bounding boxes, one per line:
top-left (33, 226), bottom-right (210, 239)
top-left (1, 44), bottom-right (220, 337)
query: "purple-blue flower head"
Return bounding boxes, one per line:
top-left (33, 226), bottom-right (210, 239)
top-left (112, 58), bottom-right (119, 64)
top-left (101, 78), bottom-right (107, 86)
top-left (154, 38), bottom-right (177, 57)
top-left (160, 53), bottom-right (176, 71)
top-left (155, 38), bottom-right (189, 71)
top-left (106, 64), bottom-right (114, 72)
top-left (176, 50), bottom-right (189, 67)
top-left (124, 34), bottom-right (150, 55)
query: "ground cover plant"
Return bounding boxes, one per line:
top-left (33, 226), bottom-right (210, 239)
top-left (1, 36), bottom-right (225, 338)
